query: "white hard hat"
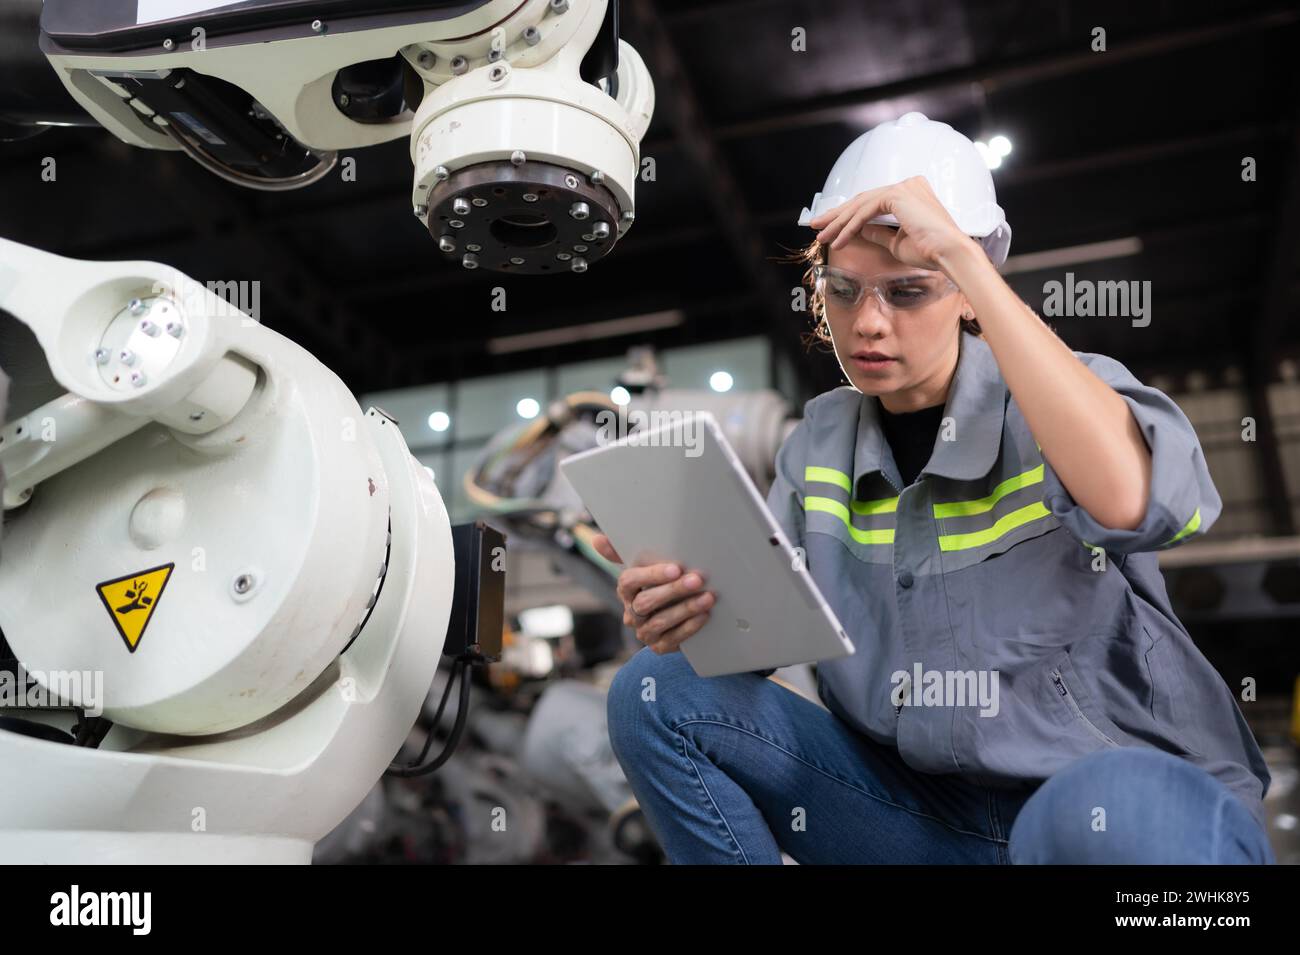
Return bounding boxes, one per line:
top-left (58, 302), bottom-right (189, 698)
top-left (798, 111), bottom-right (1012, 266)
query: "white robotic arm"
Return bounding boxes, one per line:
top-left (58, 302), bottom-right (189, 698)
top-left (0, 238), bottom-right (462, 862)
top-left (35, 0), bottom-right (654, 273)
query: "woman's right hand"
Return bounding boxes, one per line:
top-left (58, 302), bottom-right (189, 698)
top-left (592, 533), bottom-right (714, 654)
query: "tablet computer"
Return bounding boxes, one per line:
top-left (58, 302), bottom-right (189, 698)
top-left (559, 411), bottom-right (855, 677)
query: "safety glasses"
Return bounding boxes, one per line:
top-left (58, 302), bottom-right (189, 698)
top-left (813, 264), bottom-right (957, 313)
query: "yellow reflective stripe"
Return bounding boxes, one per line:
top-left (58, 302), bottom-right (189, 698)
top-left (937, 501), bottom-right (1052, 552)
top-left (804, 465), bottom-right (897, 514)
top-left (932, 464), bottom-right (1045, 519)
top-left (851, 495), bottom-right (898, 515)
top-left (1164, 507), bottom-right (1201, 546)
top-left (805, 496), bottom-right (895, 545)
top-left (804, 466), bottom-right (851, 493)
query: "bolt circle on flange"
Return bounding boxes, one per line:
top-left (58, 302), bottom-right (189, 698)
top-left (426, 159), bottom-right (620, 274)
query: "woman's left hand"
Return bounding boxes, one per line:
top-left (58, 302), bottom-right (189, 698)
top-left (808, 176), bottom-right (976, 272)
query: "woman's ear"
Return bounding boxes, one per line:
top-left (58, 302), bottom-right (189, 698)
top-left (957, 293), bottom-right (973, 322)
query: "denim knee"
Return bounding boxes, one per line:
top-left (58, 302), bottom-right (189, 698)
top-left (607, 648), bottom-right (689, 756)
top-left (1008, 747), bottom-right (1271, 864)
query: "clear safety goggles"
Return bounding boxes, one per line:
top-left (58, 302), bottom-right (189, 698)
top-left (813, 264), bottom-right (957, 313)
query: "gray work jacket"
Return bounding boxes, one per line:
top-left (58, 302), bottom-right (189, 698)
top-left (766, 333), bottom-right (1269, 827)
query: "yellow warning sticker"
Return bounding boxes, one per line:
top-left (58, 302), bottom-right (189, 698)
top-left (96, 563), bottom-right (174, 653)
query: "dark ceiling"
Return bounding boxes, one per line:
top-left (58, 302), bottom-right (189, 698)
top-left (1, 0), bottom-right (1297, 404)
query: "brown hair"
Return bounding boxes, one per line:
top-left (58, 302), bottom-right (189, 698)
top-left (792, 239), bottom-right (981, 347)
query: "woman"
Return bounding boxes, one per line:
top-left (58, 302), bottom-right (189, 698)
top-left (593, 113), bottom-right (1272, 864)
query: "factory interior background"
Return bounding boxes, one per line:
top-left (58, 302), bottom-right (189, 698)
top-left (2, 0), bottom-right (1299, 865)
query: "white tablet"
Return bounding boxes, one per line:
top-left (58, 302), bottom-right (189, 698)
top-left (559, 411), bottom-right (855, 677)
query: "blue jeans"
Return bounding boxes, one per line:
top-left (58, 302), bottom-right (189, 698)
top-left (606, 648), bottom-right (1274, 864)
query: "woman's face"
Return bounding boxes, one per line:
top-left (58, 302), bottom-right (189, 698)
top-left (821, 235), bottom-right (967, 408)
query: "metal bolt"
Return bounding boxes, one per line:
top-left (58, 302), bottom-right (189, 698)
top-left (592, 221), bottom-right (611, 240)
top-left (622, 210), bottom-right (636, 224)
top-left (582, 233), bottom-right (596, 241)
top-left (591, 169), bottom-right (606, 185)
top-left (434, 165), bottom-right (450, 181)
top-left (451, 55), bottom-right (469, 75)
top-left (489, 65), bottom-right (507, 81)
top-left (466, 243), bottom-right (483, 252)
top-left (130, 370), bottom-right (147, 388)
top-left (128, 297), bottom-right (147, 316)
top-left (449, 219), bottom-right (465, 229)
top-left (564, 173), bottom-right (579, 189)
top-left (550, 0), bottom-right (570, 14)
top-left (166, 321), bottom-right (184, 339)
top-left (417, 50), bottom-right (436, 69)
top-left (569, 201), bottom-right (590, 220)
top-left (311, 19), bottom-right (324, 32)
top-left (524, 26), bottom-right (542, 45)
top-left (452, 197), bottom-right (471, 216)
top-left (438, 236), bottom-right (457, 253)
top-left (488, 46), bottom-right (503, 62)
top-left (140, 319), bottom-right (160, 336)
top-left (162, 38), bottom-right (175, 51)
top-left (233, 573), bottom-right (255, 594)
top-left (462, 253), bottom-right (479, 270)
top-left (94, 348), bottom-right (110, 365)
top-left (414, 204), bottom-right (429, 218)
top-left (472, 197), bottom-right (488, 207)
top-left (509, 256), bottom-right (525, 265)
top-left (571, 256), bottom-right (588, 273)
top-left (556, 252), bottom-right (572, 261)
top-left (510, 150), bottom-right (527, 166)
top-left (338, 93), bottom-right (351, 108)
top-left (119, 349), bottom-right (137, 366)
top-left (573, 244), bottom-right (589, 252)
top-left (522, 192), bottom-right (539, 202)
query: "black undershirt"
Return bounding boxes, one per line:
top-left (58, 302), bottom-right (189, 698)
top-left (875, 399), bottom-right (945, 488)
